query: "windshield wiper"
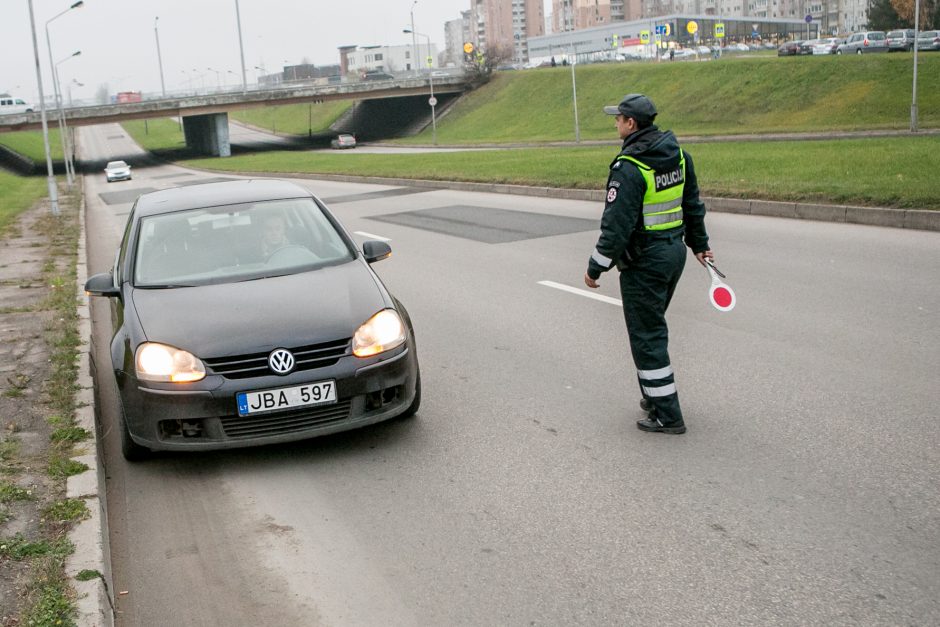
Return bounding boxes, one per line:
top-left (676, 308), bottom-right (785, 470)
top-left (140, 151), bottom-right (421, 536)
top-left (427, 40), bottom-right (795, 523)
top-left (137, 283), bottom-right (197, 289)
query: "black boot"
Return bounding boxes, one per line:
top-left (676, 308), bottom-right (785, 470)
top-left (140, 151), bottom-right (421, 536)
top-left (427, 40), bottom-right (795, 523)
top-left (636, 413), bottom-right (686, 434)
top-left (639, 398), bottom-right (653, 412)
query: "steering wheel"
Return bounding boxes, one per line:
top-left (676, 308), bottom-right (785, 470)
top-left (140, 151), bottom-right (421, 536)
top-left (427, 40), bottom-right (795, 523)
top-left (265, 244), bottom-right (318, 266)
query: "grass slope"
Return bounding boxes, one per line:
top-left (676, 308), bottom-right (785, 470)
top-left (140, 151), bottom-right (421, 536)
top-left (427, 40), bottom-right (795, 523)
top-left (412, 55), bottom-right (940, 143)
top-left (0, 129), bottom-right (64, 162)
top-left (229, 101), bottom-right (352, 136)
top-left (121, 118), bottom-right (187, 152)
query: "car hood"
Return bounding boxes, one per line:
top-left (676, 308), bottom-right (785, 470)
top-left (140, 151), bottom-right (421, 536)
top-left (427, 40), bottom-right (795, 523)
top-left (131, 260), bottom-right (387, 358)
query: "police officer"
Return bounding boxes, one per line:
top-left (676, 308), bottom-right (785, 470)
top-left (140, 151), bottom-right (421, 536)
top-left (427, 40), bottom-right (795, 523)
top-left (583, 94), bottom-right (713, 435)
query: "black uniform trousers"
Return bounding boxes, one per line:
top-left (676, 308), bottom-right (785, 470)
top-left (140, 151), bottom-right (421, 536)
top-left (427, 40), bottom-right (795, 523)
top-left (618, 231), bottom-right (687, 424)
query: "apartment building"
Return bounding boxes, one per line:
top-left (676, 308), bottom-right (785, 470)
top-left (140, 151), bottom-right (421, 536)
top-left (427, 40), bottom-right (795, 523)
top-left (471, 0), bottom-right (545, 63)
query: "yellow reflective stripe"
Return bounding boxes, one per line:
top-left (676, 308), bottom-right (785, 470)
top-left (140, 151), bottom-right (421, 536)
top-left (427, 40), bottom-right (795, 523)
top-left (644, 211), bottom-right (683, 227)
top-left (643, 198), bottom-right (683, 215)
top-left (646, 220), bottom-right (684, 231)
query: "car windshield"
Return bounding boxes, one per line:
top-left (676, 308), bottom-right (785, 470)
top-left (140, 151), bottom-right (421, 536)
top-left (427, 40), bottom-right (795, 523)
top-left (133, 197), bottom-right (355, 287)
top-left (107, 161), bottom-right (127, 168)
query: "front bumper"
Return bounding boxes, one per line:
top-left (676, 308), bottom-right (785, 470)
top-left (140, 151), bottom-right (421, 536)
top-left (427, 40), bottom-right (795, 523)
top-left (117, 345), bottom-right (418, 451)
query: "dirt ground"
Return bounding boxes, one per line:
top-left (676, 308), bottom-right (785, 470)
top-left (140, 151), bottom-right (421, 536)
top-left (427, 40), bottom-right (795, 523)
top-left (0, 197), bottom-right (75, 626)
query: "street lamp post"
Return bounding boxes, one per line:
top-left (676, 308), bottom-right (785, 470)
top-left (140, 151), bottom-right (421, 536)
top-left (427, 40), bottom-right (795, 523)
top-left (911, 0), bottom-right (920, 131)
top-left (410, 1), bottom-right (419, 76)
top-left (234, 0), bottom-right (248, 92)
top-left (403, 28), bottom-right (437, 145)
top-left (67, 79), bottom-right (83, 106)
top-left (54, 50), bottom-right (81, 189)
top-left (27, 0), bottom-right (59, 215)
top-left (207, 67), bottom-right (222, 90)
top-left (45, 0), bottom-right (83, 191)
top-left (154, 17), bottom-right (166, 97)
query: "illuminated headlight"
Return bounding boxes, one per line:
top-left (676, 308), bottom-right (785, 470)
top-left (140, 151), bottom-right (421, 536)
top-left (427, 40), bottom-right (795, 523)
top-left (135, 342), bottom-right (206, 383)
top-left (353, 309), bottom-right (406, 358)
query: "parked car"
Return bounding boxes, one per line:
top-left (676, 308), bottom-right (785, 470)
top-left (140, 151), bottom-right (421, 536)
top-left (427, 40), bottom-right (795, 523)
top-left (837, 31), bottom-right (887, 54)
top-left (104, 160), bottom-right (132, 182)
top-left (83, 179), bottom-right (421, 459)
top-left (0, 95), bottom-right (34, 114)
top-left (812, 37), bottom-right (841, 55)
top-left (330, 134), bottom-right (357, 149)
top-left (799, 39), bottom-right (819, 55)
top-left (886, 29), bottom-right (917, 51)
top-left (777, 40), bottom-right (803, 56)
top-left (916, 30), bottom-right (940, 51)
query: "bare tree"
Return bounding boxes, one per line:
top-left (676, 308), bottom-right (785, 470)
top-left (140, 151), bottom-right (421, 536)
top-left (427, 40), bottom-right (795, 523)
top-left (890, 0), bottom-right (939, 27)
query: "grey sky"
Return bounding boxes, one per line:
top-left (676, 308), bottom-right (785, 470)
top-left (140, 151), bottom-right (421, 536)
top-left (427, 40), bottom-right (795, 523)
top-left (4, 1), bottom-right (551, 103)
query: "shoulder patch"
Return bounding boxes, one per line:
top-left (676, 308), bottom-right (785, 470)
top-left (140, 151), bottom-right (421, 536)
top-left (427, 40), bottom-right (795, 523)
top-left (611, 161), bottom-right (623, 170)
top-left (606, 186), bottom-right (618, 203)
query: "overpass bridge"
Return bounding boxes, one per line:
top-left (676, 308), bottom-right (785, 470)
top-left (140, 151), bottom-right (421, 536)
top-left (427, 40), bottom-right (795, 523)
top-left (0, 74), bottom-right (471, 157)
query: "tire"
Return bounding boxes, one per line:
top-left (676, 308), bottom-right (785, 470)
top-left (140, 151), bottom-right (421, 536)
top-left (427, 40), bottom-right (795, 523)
top-left (836, 50), bottom-right (842, 55)
top-left (856, 49), bottom-right (863, 55)
top-left (118, 402), bottom-right (149, 461)
top-left (399, 369), bottom-right (421, 419)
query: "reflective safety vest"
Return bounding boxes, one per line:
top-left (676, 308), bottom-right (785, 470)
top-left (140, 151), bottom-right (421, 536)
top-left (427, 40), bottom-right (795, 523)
top-left (617, 154), bottom-right (685, 231)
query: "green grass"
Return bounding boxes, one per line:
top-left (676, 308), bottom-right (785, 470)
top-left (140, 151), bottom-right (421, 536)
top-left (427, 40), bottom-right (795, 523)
top-left (0, 129), bottom-right (64, 161)
top-left (0, 170), bottom-right (48, 233)
top-left (230, 101), bottom-right (352, 135)
top-left (406, 55), bottom-right (940, 143)
top-left (121, 118), bottom-right (187, 152)
top-left (43, 499), bottom-right (89, 524)
top-left (184, 135), bottom-right (940, 209)
top-left (0, 481), bottom-right (31, 503)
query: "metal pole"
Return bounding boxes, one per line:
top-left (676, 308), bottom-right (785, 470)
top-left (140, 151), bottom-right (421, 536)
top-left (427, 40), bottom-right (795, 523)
top-left (155, 17), bottom-right (166, 97)
top-left (911, 0), bottom-right (920, 132)
top-left (28, 0), bottom-right (59, 215)
top-left (234, 0), bottom-right (248, 92)
top-left (570, 44), bottom-right (580, 143)
top-left (45, 23), bottom-right (72, 189)
top-left (410, 1), bottom-right (419, 77)
top-left (426, 34), bottom-right (436, 145)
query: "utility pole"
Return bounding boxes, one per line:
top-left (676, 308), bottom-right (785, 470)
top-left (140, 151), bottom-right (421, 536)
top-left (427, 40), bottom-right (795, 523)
top-left (911, 0), bottom-right (920, 131)
top-left (155, 17), bottom-right (166, 97)
top-left (27, 0), bottom-right (59, 215)
top-left (234, 0), bottom-right (248, 92)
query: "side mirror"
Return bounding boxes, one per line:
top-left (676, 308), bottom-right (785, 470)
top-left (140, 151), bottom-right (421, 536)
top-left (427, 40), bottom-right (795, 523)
top-left (85, 272), bottom-right (119, 297)
top-left (362, 240), bottom-right (391, 264)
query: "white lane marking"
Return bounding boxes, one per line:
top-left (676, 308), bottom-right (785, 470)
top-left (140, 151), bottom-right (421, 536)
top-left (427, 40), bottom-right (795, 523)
top-left (538, 280), bottom-right (622, 306)
top-left (354, 231), bottom-right (391, 242)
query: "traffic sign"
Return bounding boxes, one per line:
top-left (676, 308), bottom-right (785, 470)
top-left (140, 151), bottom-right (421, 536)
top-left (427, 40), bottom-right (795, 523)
top-left (664, 23), bottom-right (672, 36)
top-left (640, 30), bottom-right (651, 44)
top-left (428, 96), bottom-right (437, 107)
top-left (655, 25), bottom-right (665, 35)
top-left (426, 55), bottom-right (433, 67)
top-left (463, 42), bottom-right (474, 54)
top-left (805, 14), bottom-right (813, 23)
top-left (705, 260), bottom-right (735, 312)
top-left (687, 21), bottom-right (698, 35)
top-left (715, 23), bottom-right (725, 38)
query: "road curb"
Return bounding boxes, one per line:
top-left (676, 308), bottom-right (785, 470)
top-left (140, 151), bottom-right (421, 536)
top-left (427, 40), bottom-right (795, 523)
top-left (197, 169), bottom-right (940, 232)
top-left (66, 192), bottom-right (114, 627)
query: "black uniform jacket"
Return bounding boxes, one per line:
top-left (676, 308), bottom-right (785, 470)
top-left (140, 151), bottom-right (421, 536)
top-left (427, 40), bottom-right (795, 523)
top-left (586, 126), bottom-right (709, 280)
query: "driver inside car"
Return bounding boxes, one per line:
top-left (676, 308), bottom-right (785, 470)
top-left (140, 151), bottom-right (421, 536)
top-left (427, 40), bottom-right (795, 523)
top-left (260, 213), bottom-right (292, 258)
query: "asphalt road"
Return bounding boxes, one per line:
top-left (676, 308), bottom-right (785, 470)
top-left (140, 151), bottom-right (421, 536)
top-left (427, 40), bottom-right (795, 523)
top-left (79, 122), bottom-right (940, 626)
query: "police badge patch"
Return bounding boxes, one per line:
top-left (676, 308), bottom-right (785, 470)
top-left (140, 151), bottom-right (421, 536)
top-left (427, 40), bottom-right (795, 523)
top-left (607, 187), bottom-right (618, 203)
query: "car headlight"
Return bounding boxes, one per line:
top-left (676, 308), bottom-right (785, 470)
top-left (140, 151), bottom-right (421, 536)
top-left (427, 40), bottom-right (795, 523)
top-left (353, 309), bottom-right (405, 358)
top-left (135, 342), bottom-right (206, 383)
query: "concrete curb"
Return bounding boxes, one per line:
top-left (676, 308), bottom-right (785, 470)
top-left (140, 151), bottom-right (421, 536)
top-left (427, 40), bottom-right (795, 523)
top-left (66, 192), bottom-right (114, 627)
top-left (197, 169), bottom-right (940, 232)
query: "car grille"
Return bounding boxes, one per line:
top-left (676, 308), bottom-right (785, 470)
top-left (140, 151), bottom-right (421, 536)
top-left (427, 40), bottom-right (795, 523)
top-left (220, 399), bottom-right (353, 438)
top-left (203, 338), bottom-right (350, 379)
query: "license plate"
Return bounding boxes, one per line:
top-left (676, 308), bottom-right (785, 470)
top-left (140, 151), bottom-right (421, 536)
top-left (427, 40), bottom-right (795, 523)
top-left (236, 380), bottom-right (336, 416)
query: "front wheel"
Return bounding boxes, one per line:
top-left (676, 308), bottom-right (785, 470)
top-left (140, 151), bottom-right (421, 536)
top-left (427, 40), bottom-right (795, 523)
top-left (836, 50), bottom-right (843, 55)
top-left (399, 369), bottom-right (421, 419)
top-left (118, 402), bottom-right (149, 461)
top-left (856, 49), bottom-right (863, 55)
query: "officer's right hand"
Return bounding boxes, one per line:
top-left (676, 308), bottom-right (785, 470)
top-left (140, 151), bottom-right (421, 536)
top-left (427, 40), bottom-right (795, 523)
top-left (584, 273), bottom-right (599, 289)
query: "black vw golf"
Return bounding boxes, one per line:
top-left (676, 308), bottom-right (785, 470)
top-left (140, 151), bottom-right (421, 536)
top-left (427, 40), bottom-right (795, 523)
top-left (85, 180), bottom-right (420, 460)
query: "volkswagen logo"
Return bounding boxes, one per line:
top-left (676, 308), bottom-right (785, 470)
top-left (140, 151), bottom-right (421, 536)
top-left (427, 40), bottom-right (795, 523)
top-left (268, 348), bottom-right (295, 375)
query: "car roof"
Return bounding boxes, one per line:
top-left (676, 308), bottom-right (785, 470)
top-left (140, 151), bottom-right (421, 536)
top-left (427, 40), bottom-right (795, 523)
top-left (133, 179), bottom-right (314, 217)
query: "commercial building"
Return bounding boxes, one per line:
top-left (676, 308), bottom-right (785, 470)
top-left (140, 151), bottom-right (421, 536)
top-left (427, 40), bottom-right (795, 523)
top-left (338, 43), bottom-right (439, 77)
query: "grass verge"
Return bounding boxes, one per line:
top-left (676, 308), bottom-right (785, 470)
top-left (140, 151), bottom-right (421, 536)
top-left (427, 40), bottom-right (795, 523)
top-left (0, 169), bottom-right (48, 233)
top-left (183, 135), bottom-right (940, 209)
top-left (121, 118), bottom-right (187, 153)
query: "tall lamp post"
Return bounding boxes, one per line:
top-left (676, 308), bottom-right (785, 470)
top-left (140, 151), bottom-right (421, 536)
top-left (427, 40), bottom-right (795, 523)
top-left (27, 0), bottom-right (59, 215)
top-left (45, 0), bottom-right (84, 191)
top-left (154, 17), bottom-right (166, 97)
top-left (403, 28), bottom-right (437, 145)
top-left (55, 50), bottom-right (81, 189)
top-left (234, 0), bottom-right (248, 92)
top-left (409, 1), bottom-right (419, 76)
top-left (911, 0), bottom-right (920, 131)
